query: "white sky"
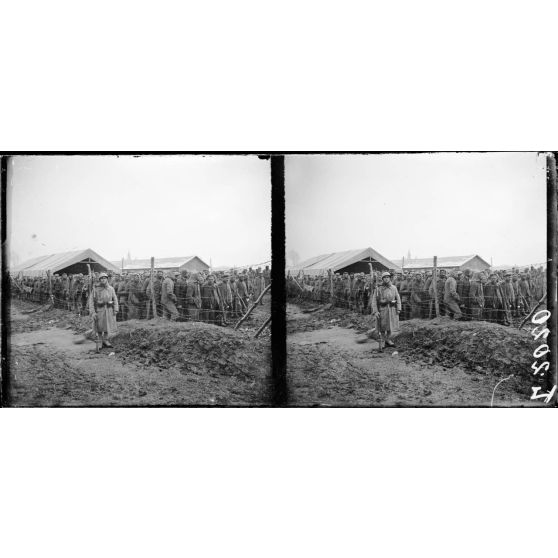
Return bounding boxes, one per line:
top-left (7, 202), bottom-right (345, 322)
top-left (286, 152), bottom-right (548, 268)
top-left (8, 155), bottom-right (271, 268)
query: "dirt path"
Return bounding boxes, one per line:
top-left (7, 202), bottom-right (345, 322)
top-left (8, 300), bottom-right (271, 406)
top-left (287, 303), bottom-right (539, 407)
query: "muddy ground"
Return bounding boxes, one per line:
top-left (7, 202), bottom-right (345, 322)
top-left (287, 302), bottom-right (544, 407)
top-left (7, 298), bottom-right (272, 406)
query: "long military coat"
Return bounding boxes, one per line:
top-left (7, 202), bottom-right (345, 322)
top-left (89, 284), bottom-right (119, 336)
top-left (371, 284), bottom-right (402, 333)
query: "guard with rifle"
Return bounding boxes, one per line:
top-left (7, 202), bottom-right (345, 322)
top-left (371, 271), bottom-right (402, 350)
top-left (88, 271), bottom-right (119, 350)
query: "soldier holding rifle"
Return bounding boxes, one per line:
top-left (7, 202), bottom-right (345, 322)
top-left (371, 271), bottom-right (402, 349)
top-left (88, 271), bottom-right (119, 349)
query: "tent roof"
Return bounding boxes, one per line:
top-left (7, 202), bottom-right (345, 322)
top-left (290, 247), bottom-right (399, 276)
top-left (120, 255), bottom-right (209, 270)
top-left (390, 255), bottom-right (490, 269)
top-left (12, 249), bottom-right (120, 277)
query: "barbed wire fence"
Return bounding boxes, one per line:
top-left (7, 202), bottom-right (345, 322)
top-left (10, 258), bottom-right (272, 331)
top-left (286, 258), bottom-right (547, 328)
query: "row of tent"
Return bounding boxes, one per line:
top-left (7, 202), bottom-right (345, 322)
top-left (288, 247), bottom-right (491, 276)
top-left (10, 247), bottom-right (494, 278)
top-left (10, 249), bottom-right (210, 278)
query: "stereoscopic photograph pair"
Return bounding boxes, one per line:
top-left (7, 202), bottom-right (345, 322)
top-left (2, 152), bottom-right (555, 407)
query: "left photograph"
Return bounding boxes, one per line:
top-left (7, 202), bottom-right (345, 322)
top-left (4, 155), bottom-right (272, 406)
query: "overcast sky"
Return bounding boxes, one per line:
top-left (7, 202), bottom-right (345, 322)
top-left (8, 155), bottom-right (271, 268)
top-left (286, 152), bottom-right (547, 268)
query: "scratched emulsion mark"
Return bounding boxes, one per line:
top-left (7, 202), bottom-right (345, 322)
top-left (529, 310), bottom-right (557, 404)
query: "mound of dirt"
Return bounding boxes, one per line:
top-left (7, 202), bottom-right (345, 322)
top-left (8, 300), bottom-right (272, 406)
top-left (396, 317), bottom-right (535, 377)
top-left (111, 319), bottom-right (272, 404)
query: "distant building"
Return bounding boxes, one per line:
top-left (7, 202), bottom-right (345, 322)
top-left (114, 255), bottom-right (210, 274)
top-left (11, 248), bottom-right (120, 277)
top-left (390, 254), bottom-right (490, 273)
top-left (288, 247), bottom-right (400, 276)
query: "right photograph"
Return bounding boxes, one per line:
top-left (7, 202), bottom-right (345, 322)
top-left (285, 152), bottom-right (552, 407)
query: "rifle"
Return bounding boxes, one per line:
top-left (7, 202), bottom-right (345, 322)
top-left (87, 265), bottom-right (100, 353)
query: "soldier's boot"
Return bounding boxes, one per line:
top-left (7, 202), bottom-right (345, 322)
top-left (102, 334), bottom-right (113, 348)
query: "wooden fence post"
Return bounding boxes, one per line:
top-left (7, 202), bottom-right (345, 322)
top-left (47, 269), bottom-right (53, 306)
top-left (254, 315), bottom-right (272, 338)
top-left (433, 256), bottom-right (440, 318)
top-left (234, 283), bottom-right (271, 330)
top-left (150, 257), bottom-right (157, 319)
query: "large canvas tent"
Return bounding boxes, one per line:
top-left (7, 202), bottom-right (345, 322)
top-left (289, 247), bottom-right (399, 277)
top-left (11, 249), bottom-right (120, 278)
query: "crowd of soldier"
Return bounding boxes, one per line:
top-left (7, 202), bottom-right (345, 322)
top-left (12, 266), bottom-right (271, 326)
top-left (286, 266), bottom-right (545, 326)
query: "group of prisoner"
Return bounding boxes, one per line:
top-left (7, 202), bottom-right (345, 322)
top-left (12, 266), bottom-right (271, 326)
top-left (287, 266), bottom-right (545, 325)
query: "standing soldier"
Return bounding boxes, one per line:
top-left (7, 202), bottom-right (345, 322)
top-left (469, 271), bottom-right (485, 321)
top-left (236, 273), bottom-right (250, 311)
top-left (443, 270), bottom-right (462, 320)
top-left (186, 273), bottom-right (202, 321)
top-left (253, 268), bottom-right (263, 301)
top-left (89, 272), bottom-right (119, 349)
top-left (245, 269), bottom-right (254, 303)
top-left (161, 272), bottom-right (179, 321)
top-left (201, 274), bottom-right (220, 323)
top-left (436, 269), bottom-right (448, 317)
top-left (512, 272), bottom-right (522, 318)
top-left (175, 270), bottom-right (189, 321)
top-left (32, 277), bottom-right (39, 303)
top-left (342, 272), bottom-right (351, 309)
top-left (483, 273), bottom-right (504, 323)
top-left (71, 274), bottom-right (85, 315)
top-left (218, 274), bottom-right (233, 325)
top-left (60, 273), bottom-right (70, 310)
top-left (353, 274), bottom-right (364, 314)
top-left (145, 270), bottom-right (164, 319)
top-left (317, 271), bottom-right (325, 304)
top-left (333, 274), bottom-right (343, 307)
top-left (371, 272), bottom-right (402, 348)
top-left (534, 267), bottom-right (544, 300)
top-left (52, 274), bottom-right (62, 308)
top-left (518, 272), bottom-right (532, 315)
top-left (230, 274), bottom-right (241, 317)
top-left (500, 272), bottom-right (515, 326)
top-left (117, 274), bottom-right (130, 321)
top-left (127, 274), bottom-right (143, 319)
top-left (410, 273), bottom-right (423, 319)
top-left (457, 269), bottom-right (471, 320)
top-left (398, 272), bottom-right (411, 320)
top-left (423, 272), bottom-right (433, 318)
top-left (255, 270), bottom-right (266, 305)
